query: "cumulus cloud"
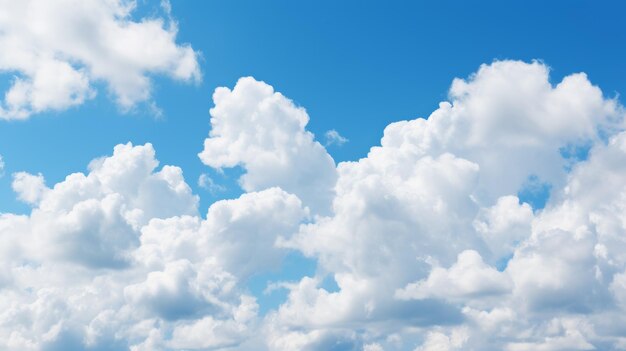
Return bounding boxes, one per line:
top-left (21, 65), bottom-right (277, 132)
top-left (415, 329), bottom-right (469, 351)
top-left (2, 60), bottom-right (626, 351)
top-left (12, 172), bottom-right (47, 204)
top-left (0, 142), bottom-right (312, 350)
top-left (396, 250), bottom-right (512, 301)
top-left (198, 77), bottom-right (338, 215)
top-left (473, 195), bottom-right (534, 262)
top-left (380, 60), bottom-right (622, 203)
top-left (504, 318), bottom-right (596, 351)
top-left (4, 142), bottom-right (199, 269)
top-left (266, 60), bottom-right (626, 350)
top-left (0, 0), bottom-right (200, 119)
top-left (136, 187), bottom-right (307, 279)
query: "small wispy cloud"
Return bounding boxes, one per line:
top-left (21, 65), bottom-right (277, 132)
top-left (198, 173), bottom-right (226, 194)
top-left (0, 155), bottom-right (4, 177)
top-left (324, 129), bottom-right (348, 147)
top-left (263, 281), bottom-right (297, 295)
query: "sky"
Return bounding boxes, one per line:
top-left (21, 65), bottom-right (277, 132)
top-left (1, 1), bottom-right (626, 350)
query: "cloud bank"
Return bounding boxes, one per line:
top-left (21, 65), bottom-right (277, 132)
top-left (2, 60), bottom-right (626, 350)
top-left (0, 0), bottom-right (200, 119)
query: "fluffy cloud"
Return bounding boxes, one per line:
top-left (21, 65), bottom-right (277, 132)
top-left (197, 173), bottom-right (226, 194)
top-left (396, 250), bottom-right (512, 302)
top-left (3, 60), bottom-right (626, 351)
top-left (198, 77), bottom-right (338, 215)
top-left (266, 60), bottom-right (626, 350)
top-left (136, 187), bottom-right (307, 279)
top-left (379, 60), bottom-right (621, 203)
top-left (11, 172), bottom-right (47, 204)
top-left (473, 195), bottom-right (534, 262)
top-left (6, 143), bottom-right (198, 267)
top-left (0, 142), bottom-right (307, 350)
top-left (0, 0), bottom-right (200, 119)
top-left (414, 329), bottom-right (469, 351)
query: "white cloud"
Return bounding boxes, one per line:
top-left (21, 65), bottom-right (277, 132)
top-left (325, 129), bottom-right (349, 146)
top-left (272, 151), bottom-right (483, 340)
top-left (265, 60), bottom-right (626, 350)
top-left (0, 141), bottom-right (315, 350)
top-left (396, 250), bottom-right (512, 302)
top-left (2, 60), bottom-right (626, 351)
top-left (364, 343), bottom-right (385, 351)
top-left (167, 298), bottom-right (258, 350)
top-left (473, 195), bottom-right (534, 262)
top-left (0, 0), bottom-right (200, 119)
top-left (4, 143), bottom-right (199, 269)
top-left (507, 227), bottom-right (599, 313)
top-left (380, 60), bottom-right (622, 204)
top-left (12, 172), bottom-right (47, 204)
top-left (136, 187), bottom-right (307, 279)
top-left (504, 318), bottom-right (596, 351)
top-left (198, 173), bottom-right (226, 194)
top-left (199, 77), bottom-right (338, 215)
top-left (414, 329), bottom-right (469, 351)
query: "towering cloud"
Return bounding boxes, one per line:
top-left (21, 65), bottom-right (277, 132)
top-left (265, 60), bottom-right (626, 350)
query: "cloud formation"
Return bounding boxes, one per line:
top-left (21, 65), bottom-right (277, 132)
top-left (197, 173), bottom-right (226, 194)
top-left (324, 129), bottom-right (349, 146)
top-left (265, 60), bottom-right (626, 350)
top-left (0, 0), bottom-right (200, 119)
top-left (0, 143), bottom-right (306, 350)
top-left (199, 77), bottom-right (338, 215)
top-left (2, 60), bottom-right (626, 350)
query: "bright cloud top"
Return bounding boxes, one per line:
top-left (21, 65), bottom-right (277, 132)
top-left (2, 60), bottom-right (626, 351)
top-left (199, 77), bottom-right (338, 215)
top-left (0, 0), bottom-right (200, 119)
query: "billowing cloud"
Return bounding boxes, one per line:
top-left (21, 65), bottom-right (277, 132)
top-left (265, 60), bottom-right (626, 350)
top-left (396, 250), bottom-right (512, 301)
top-left (379, 61), bottom-right (622, 204)
top-left (473, 195), bottom-right (534, 263)
top-left (12, 171), bottom-right (47, 204)
top-left (2, 60), bottom-right (626, 351)
top-left (198, 77), bottom-right (338, 215)
top-left (0, 0), bottom-right (200, 119)
top-left (0, 143), bottom-right (307, 350)
top-left (6, 143), bottom-right (199, 268)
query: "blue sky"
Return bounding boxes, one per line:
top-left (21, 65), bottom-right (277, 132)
top-left (2, 1), bottom-right (626, 350)
top-left (3, 0), bottom-right (625, 214)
